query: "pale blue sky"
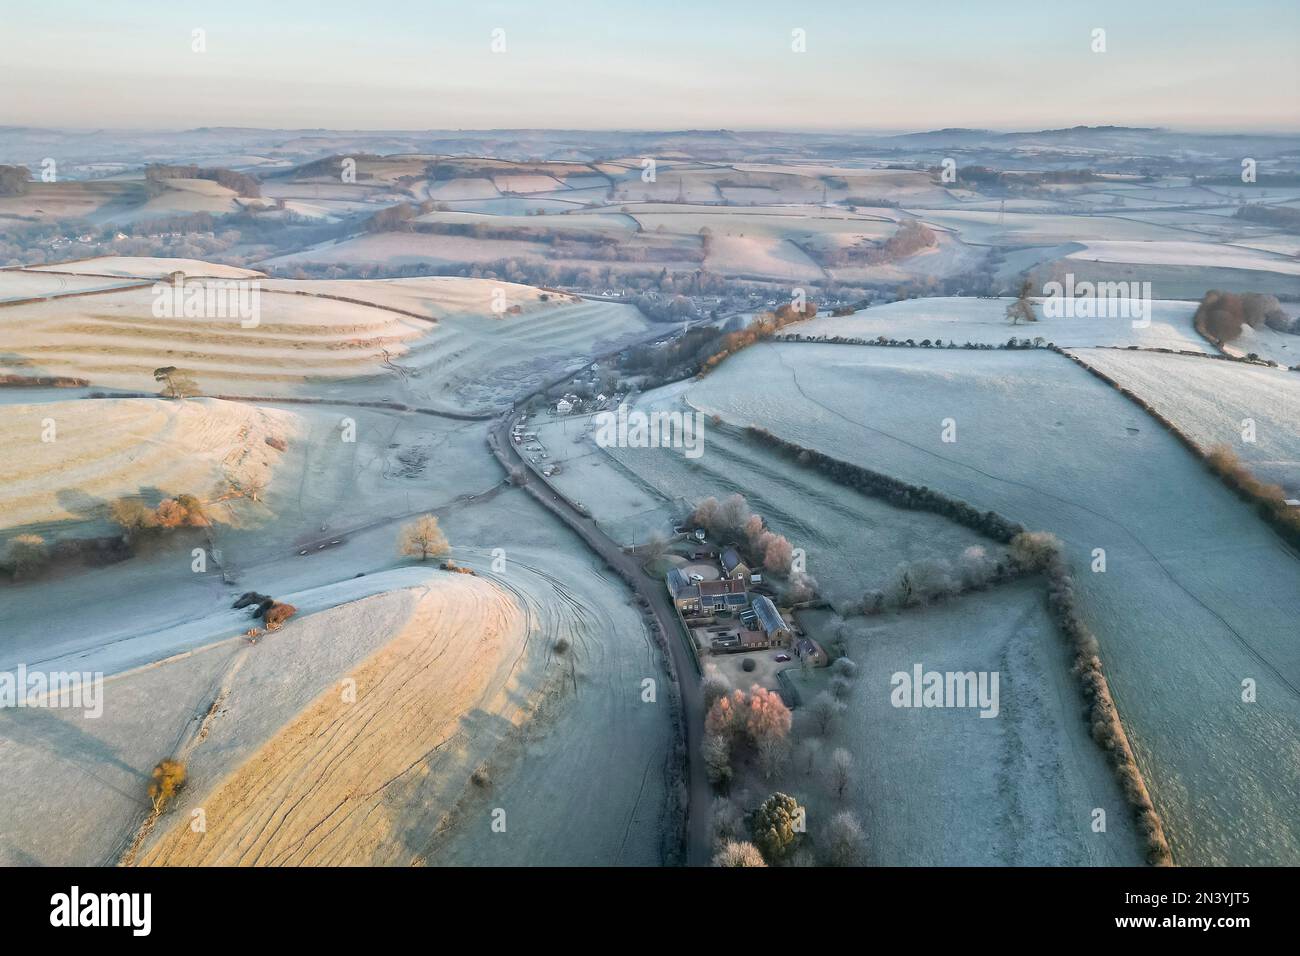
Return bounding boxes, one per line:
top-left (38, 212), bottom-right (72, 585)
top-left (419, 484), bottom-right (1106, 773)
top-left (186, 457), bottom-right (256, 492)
top-left (3, 0), bottom-right (1297, 131)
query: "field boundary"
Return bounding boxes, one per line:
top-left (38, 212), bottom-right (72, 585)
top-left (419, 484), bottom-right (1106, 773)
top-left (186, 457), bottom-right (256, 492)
top-left (1057, 346), bottom-right (1300, 553)
top-left (733, 425), bottom-right (1173, 865)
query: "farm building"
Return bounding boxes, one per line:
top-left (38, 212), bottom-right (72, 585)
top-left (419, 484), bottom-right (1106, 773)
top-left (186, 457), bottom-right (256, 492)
top-left (665, 567), bottom-right (700, 614)
top-left (698, 578), bottom-right (749, 613)
top-left (720, 547), bottom-right (751, 582)
top-left (751, 595), bottom-right (792, 646)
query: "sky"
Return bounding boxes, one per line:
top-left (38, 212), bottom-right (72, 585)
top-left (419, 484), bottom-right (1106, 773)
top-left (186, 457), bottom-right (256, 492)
top-left (2, 0), bottom-right (1297, 132)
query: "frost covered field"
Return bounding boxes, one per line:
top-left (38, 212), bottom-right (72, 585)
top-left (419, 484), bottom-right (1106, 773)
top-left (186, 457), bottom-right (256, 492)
top-left (1066, 240), bottom-right (1300, 277)
top-left (0, 257), bottom-right (675, 867)
top-left (687, 341), bottom-right (1300, 865)
top-left (797, 296), bottom-right (1211, 351)
top-left (796, 584), bottom-right (1143, 866)
top-left (0, 262), bottom-right (652, 413)
top-left (1069, 349), bottom-right (1300, 498)
top-left (595, 386), bottom-right (990, 607)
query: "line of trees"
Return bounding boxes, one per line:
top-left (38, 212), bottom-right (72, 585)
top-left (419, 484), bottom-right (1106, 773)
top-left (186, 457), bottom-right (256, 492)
top-left (779, 332), bottom-right (1048, 350)
top-left (861, 543), bottom-right (1016, 614)
top-left (698, 302), bottom-right (818, 374)
top-left (1028, 532), bottom-right (1174, 866)
top-left (744, 426), bottom-right (1024, 543)
top-left (145, 164), bottom-right (261, 198)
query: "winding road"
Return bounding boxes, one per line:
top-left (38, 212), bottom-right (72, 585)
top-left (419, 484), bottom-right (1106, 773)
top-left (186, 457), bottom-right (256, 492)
top-left (487, 412), bottom-right (711, 866)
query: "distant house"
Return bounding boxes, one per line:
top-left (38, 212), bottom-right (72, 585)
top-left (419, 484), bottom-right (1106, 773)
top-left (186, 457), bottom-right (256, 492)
top-left (556, 399), bottom-right (574, 415)
top-left (721, 547), bottom-right (751, 582)
top-left (698, 578), bottom-right (749, 613)
top-left (751, 595), bottom-right (792, 646)
top-left (666, 568), bottom-right (700, 614)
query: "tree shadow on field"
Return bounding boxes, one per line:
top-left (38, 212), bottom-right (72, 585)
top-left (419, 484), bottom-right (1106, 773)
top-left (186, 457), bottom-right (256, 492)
top-left (54, 487), bottom-right (110, 523)
top-left (0, 704), bottom-right (147, 800)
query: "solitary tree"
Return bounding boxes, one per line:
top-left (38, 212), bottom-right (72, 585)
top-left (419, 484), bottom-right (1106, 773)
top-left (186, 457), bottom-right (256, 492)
top-left (148, 759), bottom-right (188, 813)
top-left (400, 514), bottom-right (450, 561)
top-left (1005, 278), bottom-right (1037, 325)
top-left (153, 366), bottom-right (199, 399)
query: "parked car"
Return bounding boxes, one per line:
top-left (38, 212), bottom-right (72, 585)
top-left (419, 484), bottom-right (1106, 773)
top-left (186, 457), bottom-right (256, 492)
top-left (774, 653), bottom-right (791, 662)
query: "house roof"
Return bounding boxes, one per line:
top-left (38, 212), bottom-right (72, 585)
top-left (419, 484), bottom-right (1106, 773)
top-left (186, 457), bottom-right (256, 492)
top-left (752, 595), bottom-right (787, 636)
top-left (665, 568), bottom-right (693, 598)
top-left (721, 547), bottom-right (747, 573)
top-left (699, 578), bottom-right (746, 597)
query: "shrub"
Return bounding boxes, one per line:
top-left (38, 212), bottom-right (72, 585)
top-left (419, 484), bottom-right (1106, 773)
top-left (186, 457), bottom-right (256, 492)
top-left (742, 657), bottom-right (756, 673)
top-left (148, 759), bottom-right (187, 812)
top-left (1009, 531), bottom-right (1062, 573)
top-left (155, 494), bottom-right (208, 528)
top-left (263, 601), bottom-right (297, 630)
top-left (6, 534), bottom-right (49, 579)
top-left (109, 498), bottom-right (158, 536)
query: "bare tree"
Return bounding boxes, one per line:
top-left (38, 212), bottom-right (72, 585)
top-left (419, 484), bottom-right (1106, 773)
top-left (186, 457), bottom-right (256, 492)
top-left (711, 795), bottom-right (746, 846)
top-left (1005, 278), bottom-right (1037, 325)
top-left (823, 810), bottom-right (867, 866)
top-left (757, 734), bottom-right (791, 780)
top-left (702, 731), bottom-right (732, 786)
top-left (644, 532), bottom-right (668, 560)
top-left (712, 840), bottom-right (767, 867)
top-left (827, 746), bottom-right (854, 799)
top-left (797, 737), bottom-right (823, 776)
top-left (717, 493), bottom-right (750, 537)
top-left (700, 667), bottom-right (731, 711)
top-left (808, 691), bottom-right (844, 736)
